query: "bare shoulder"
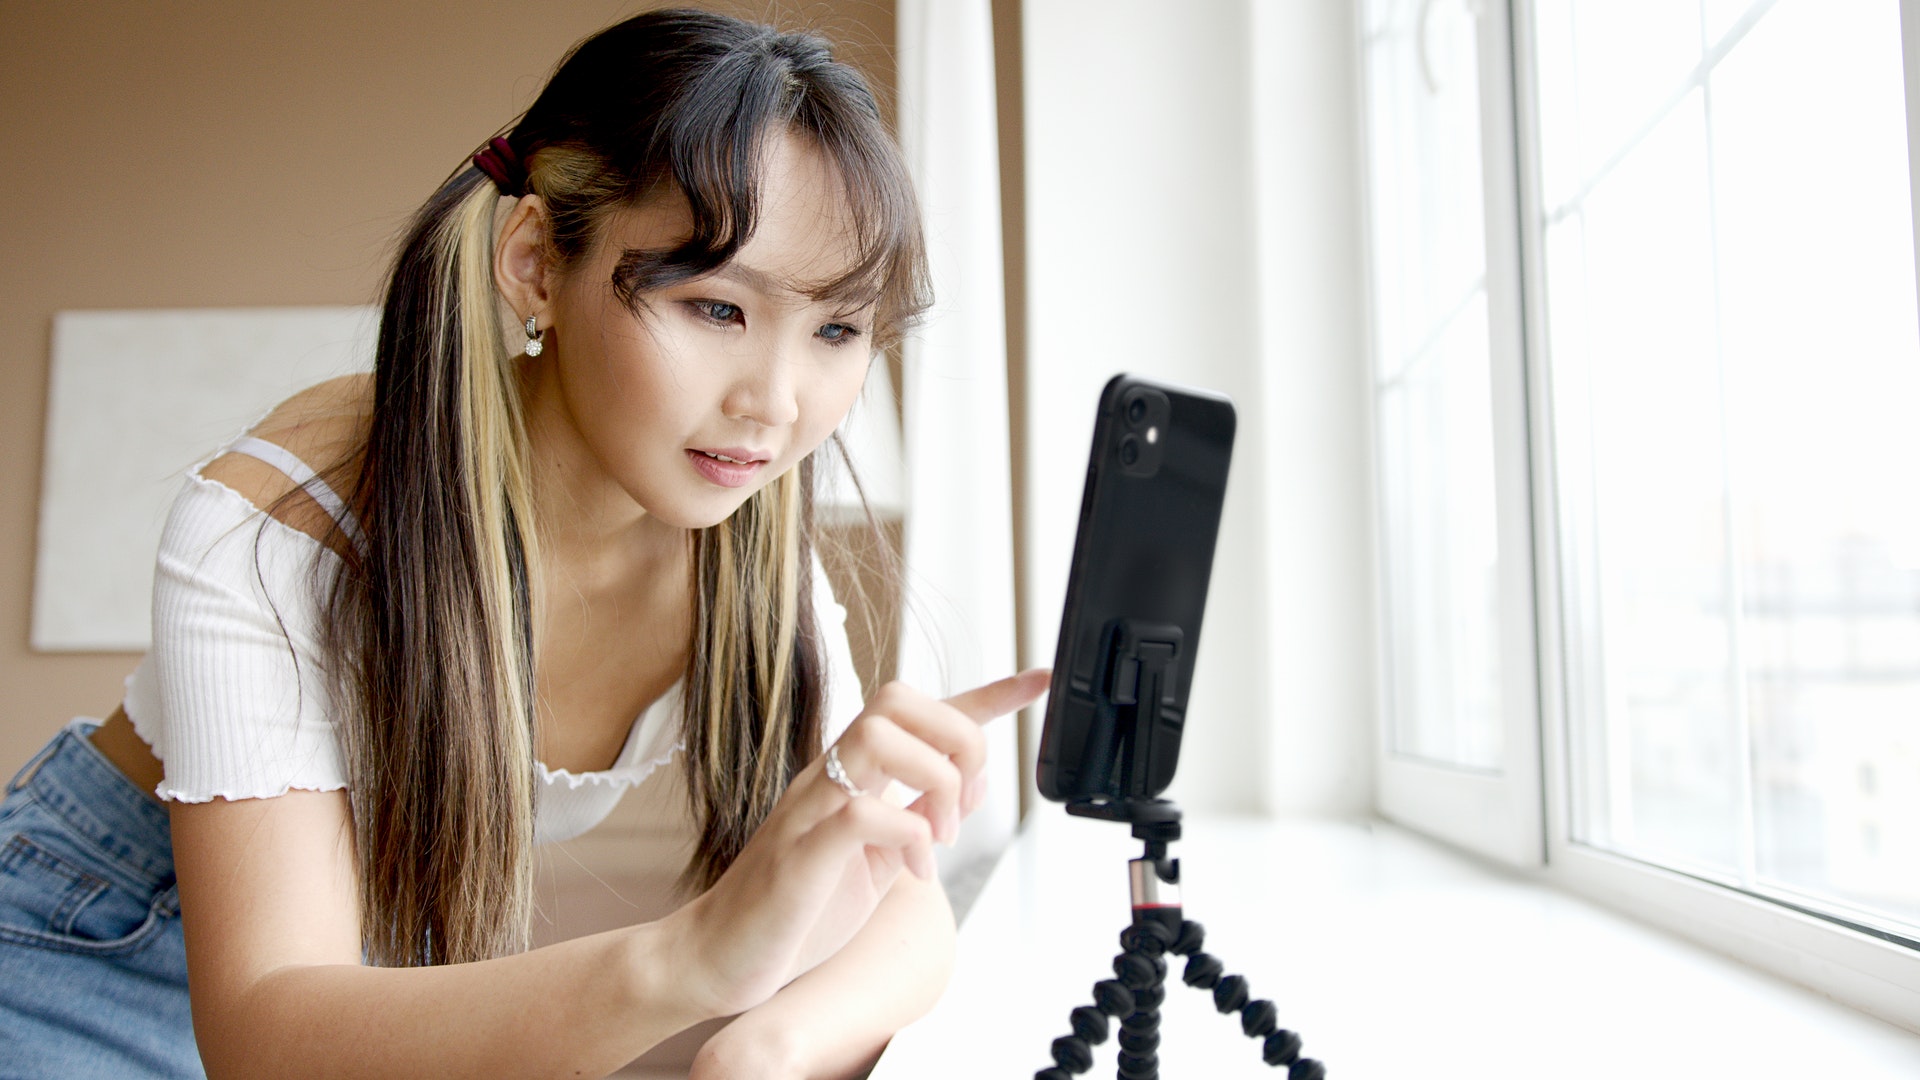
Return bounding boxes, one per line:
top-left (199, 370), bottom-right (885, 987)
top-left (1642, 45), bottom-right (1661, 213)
top-left (198, 374), bottom-right (374, 548)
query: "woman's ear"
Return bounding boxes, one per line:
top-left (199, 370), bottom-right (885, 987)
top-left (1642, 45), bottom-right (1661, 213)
top-left (494, 194), bottom-right (554, 326)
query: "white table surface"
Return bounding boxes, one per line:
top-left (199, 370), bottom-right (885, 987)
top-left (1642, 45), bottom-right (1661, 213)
top-left (869, 812), bottom-right (1920, 1079)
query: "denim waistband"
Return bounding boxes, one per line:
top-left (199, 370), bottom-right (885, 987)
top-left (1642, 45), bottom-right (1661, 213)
top-left (7, 719), bottom-right (175, 896)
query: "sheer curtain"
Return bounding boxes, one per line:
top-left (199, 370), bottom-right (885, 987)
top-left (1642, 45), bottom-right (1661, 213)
top-left (894, 0), bottom-right (1021, 901)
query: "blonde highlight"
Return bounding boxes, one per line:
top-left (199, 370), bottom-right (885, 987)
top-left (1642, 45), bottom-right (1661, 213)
top-left (683, 465), bottom-right (823, 891)
top-left (324, 171), bottom-right (542, 966)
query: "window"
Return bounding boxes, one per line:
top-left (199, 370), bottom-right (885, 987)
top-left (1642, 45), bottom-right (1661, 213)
top-left (1363, 0), bottom-right (1920, 1024)
top-left (1537, 0), bottom-right (1920, 941)
top-left (1362, 0), bottom-right (1543, 867)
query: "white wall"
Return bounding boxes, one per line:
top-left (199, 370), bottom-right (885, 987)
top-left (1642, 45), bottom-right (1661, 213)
top-left (1021, 0), bottom-right (1374, 817)
top-left (1249, 1), bottom-right (1375, 817)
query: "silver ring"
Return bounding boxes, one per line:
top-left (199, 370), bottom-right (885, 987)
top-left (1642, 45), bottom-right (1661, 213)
top-left (824, 745), bottom-right (866, 798)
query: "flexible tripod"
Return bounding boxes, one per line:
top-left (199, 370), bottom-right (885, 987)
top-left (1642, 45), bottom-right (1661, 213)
top-left (1034, 798), bottom-right (1326, 1080)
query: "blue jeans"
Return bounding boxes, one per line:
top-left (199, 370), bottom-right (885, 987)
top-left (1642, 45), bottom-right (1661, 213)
top-left (0, 720), bottom-right (201, 1078)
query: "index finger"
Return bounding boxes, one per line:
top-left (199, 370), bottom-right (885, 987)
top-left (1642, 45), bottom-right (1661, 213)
top-left (943, 668), bottom-right (1051, 724)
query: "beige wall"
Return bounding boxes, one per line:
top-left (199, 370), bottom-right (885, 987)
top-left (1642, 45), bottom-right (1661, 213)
top-left (0, 0), bottom-right (901, 775)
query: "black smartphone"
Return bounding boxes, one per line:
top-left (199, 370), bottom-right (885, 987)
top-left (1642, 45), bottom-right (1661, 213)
top-left (1035, 374), bottom-right (1235, 804)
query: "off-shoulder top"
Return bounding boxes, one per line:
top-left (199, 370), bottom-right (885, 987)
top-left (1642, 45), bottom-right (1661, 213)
top-left (118, 433), bottom-right (865, 844)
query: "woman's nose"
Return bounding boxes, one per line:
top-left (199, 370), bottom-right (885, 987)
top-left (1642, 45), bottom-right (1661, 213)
top-left (722, 339), bottom-right (801, 428)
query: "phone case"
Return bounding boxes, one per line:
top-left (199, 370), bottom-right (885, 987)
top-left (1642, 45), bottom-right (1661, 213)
top-left (1035, 374), bottom-right (1236, 802)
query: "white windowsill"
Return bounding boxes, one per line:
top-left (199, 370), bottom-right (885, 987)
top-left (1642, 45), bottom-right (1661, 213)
top-left (872, 813), bottom-right (1920, 1078)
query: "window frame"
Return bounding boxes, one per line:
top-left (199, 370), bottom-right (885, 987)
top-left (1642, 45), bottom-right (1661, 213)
top-left (1510, 0), bottom-right (1920, 1031)
top-left (1908, 0), bottom-right (1920, 331)
top-left (1361, 0), bottom-right (1546, 870)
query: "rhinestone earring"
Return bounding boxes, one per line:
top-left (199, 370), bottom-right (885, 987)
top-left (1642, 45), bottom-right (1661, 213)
top-left (522, 314), bottom-right (544, 357)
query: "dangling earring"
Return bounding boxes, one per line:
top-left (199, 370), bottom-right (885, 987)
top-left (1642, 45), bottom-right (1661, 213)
top-left (522, 314), bottom-right (545, 357)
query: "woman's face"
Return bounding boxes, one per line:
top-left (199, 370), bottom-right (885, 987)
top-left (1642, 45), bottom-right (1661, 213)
top-left (530, 134), bottom-right (876, 532)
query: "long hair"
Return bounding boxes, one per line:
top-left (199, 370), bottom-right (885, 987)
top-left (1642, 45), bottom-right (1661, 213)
top-left (320, 8), bottom-right (930, 966)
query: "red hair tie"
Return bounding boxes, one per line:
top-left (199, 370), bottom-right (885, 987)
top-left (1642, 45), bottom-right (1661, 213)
top-left (473, 136), bottom-right (528, 197)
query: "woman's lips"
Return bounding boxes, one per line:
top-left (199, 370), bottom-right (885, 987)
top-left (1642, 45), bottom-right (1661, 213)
top-left (686, 448), bottom-right (767, 488)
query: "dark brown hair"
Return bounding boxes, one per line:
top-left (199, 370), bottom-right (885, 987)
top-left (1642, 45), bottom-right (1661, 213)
top-left (321, 8), bottom-right (929, 967)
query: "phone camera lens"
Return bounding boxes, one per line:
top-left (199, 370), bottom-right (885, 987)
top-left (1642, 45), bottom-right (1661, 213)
top-left (1119, 436), bottom-right (1141, 466)
top-left (1126, 397), bottom-right (1148, 425)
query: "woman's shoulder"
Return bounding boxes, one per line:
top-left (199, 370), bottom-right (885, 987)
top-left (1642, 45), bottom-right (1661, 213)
top-left (197, 374), bottom-right (373, 550)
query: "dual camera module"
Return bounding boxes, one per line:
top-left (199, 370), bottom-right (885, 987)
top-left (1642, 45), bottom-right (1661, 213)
top-left (1115, 385), bottom-right (1171, 477)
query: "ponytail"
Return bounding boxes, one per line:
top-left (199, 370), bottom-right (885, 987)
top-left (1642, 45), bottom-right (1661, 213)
top-left (324, 166), bottom-right (542, 967)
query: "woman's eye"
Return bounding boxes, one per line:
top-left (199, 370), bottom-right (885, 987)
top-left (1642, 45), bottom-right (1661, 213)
top-left (693, 301), bottom-right (742, 325)
top-left (817, 322), bottom-right (864, 345)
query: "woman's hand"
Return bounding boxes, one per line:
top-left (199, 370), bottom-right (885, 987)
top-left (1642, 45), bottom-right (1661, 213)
top-left (667, 668), bottom-right (1050, 1020)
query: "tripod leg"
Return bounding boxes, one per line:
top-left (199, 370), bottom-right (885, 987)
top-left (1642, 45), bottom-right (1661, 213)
top-left (1172, 919), bottom-right (1327, 1077)
top-left (1112, 937), bottom-right (1164, 1080)
top-left (1033, 971), bottom-right (1135, 1078)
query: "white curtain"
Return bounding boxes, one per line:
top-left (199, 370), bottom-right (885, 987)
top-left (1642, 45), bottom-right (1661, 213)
top-left (894, 0), bottom-right (1020, 903)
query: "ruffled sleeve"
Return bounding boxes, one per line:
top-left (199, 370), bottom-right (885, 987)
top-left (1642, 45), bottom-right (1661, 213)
top-left (122, 474), bottom-right (346, 803)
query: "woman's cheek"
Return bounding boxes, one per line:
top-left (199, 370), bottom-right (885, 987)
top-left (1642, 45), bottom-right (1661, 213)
top-left (819, 360), bottom-right (874, 435)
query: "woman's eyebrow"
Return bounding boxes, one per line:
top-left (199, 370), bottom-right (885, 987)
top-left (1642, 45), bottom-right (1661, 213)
top-left (708, 261), bottom-right (787, 296)
top-left (706, 259), bottom-right (870, 307)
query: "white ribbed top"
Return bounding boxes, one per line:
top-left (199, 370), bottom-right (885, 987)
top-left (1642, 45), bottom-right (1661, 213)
top-left (121, 440), bottom-right (864, 845)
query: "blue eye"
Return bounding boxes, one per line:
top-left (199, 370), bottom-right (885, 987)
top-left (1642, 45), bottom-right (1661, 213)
top-left (694, 301), bottom-right (742, 324)
top-left (818, 322), bottom-right (864, 346)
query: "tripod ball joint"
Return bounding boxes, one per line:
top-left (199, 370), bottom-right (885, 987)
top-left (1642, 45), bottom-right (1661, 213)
top-left (1213, 973), bottom-right (1250, 1013)
top-left (1263, 1029), bottom-right (1303, 1066)
top-left (1069, 1005), bottom-right (1109, 1044)
top-left (1183, 951), bottom-right (1224, 989)
top-left (1093, 979), bottom-right (1136, 1017)
top-left (1050, 1035), bottom-right (1095, 1073)
top-left (1118, 1028), bottom-right (1161, 1056)
top-left (1120, 921), bottom-right (1173, 956)
top-left (1241, 998), bottom-right (1279, 1038)
top-left (1172, 919), bottom-right (1206, 955)
top-left (1261, 1024), bottom-right (1328, 1079)
top-left (1034, 1069), bottom-right (1073, 1080)
top-left (1116, 1050), bottom-right (1159, 1080)
top-left (1112, 951), bottom-right (1164, 990)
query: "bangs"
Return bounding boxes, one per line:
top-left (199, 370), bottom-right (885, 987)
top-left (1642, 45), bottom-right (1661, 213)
top-left (605, 33), bottom-right (929, 347)
top-left (802, 116), bottom-right (926, 330)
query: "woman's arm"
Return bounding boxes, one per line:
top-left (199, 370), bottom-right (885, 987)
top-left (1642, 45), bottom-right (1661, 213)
top-left (173, 789), bottom-right (712, 1079)
top-left (177, 671), bottom-right (1048, 1079)
top-left (689, 868), bottom-right (957, 1080)
top-left (174, 767), bottom-right (943, 1078)
top-left (175, 776), bottom-right (936, 1079)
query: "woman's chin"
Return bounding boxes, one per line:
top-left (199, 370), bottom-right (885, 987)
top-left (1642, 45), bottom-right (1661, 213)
top-left (653, 491), bottom-right (761, 532)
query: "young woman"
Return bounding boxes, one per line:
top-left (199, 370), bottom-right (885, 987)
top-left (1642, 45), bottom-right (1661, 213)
top-left (0, 9), bottom-right (1044, 1078)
